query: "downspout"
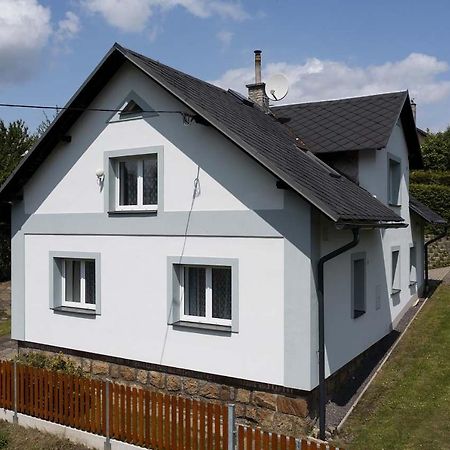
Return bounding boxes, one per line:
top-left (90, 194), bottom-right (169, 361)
top-left (317, 228), bottom-right (360, 441)
top-left (424, 226), bottom-right (448, 295)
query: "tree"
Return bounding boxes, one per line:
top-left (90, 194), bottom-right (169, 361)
top-left (0, 119), bottom-right (36, 185)
top-left (421, 126), bottom-right (450, 170)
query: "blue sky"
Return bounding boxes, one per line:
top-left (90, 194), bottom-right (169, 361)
top-left (1, 0), bottom-right (450, 132)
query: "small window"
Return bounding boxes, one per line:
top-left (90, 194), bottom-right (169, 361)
top-left (180, 266), bottom-right (232, 326)
top-left (115, 155), bottom-right (157, 211)
top-left (352, 256), bottom-right (366, 318)
top-left (388, 157), bottom-right (401, 205)
top-left (392, 249), bottom-right (401, 294)
top-left (409, 245), bottom-right (417, 285)
top-left (61, 259), bottom-right (96, 309)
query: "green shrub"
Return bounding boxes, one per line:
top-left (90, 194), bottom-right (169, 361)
top-left (14, 352), bottom-right (86, 377)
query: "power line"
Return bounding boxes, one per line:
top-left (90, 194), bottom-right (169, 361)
top-left (0, 102), bottom-right (190, 116)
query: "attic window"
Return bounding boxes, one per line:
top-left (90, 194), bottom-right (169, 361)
top-left (119, 100), bottom-right (144, 119)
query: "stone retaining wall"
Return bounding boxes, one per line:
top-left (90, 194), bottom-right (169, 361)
top-left (18, 347), bottom-right (312, 437)
top-left (427, 234), bottom-right (450, 269)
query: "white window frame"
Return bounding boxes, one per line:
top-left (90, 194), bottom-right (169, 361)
top-left (409, 243), bottom-right (417, 285)
top-left (388, 155), bottom-right (401, 206)
top-left (115, 156), bottom-right (158, 212)
top-left (391, 248), bottom-right (401, 295)
top-left (179, 265), bottom-right (232, 327)
top-left (61, 259), bottom-right (96, 310)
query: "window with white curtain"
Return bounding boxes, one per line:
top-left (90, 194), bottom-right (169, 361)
top-left (61, 259), bottom-right (96, 309)
top-left (115, 155), bottom-right (157, 211)
top-left (180, 265), bottom-right (232, 326)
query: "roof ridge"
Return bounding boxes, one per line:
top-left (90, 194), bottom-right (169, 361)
top-left (271, 91), bottom-right (408, 109)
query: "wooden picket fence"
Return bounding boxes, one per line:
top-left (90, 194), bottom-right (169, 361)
top-left (0, 360), bottom-right (342, 450)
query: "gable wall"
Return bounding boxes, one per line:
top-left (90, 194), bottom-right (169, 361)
top-left (12, 63), bottom-right (316, 390)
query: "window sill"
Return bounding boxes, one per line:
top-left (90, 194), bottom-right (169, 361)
top-left (409, 281), bottom-right (417, 287)
top-left (52, 306), bottom-right (98, 316)
top-left (353, 310), bottom-right (366, 319)
top-left (108, 209), bottom-right (157, 216)
top-left (172, 321), bottom-right (232, 333)
top-left (388, 203), bottom-right (402, 207)
top-left (391, 288), bottom-right (401, 296)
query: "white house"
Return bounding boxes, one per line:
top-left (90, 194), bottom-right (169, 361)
top-left (0, 44), bottom-right (446, 437)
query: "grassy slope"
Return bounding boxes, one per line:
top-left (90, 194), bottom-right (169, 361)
top-left (0, 420), bottom-right (91, 450)
top-left (334, 285), bottom-right (450, 449)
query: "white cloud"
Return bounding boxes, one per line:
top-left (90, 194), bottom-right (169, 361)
top-left (55, 11), bottom-right (81, 43)
top-left (82, 0), bottom-right (247, 33)
top-left (216, 30), bottom-right (233, 48)
top-left (212, 53), bottom-right (450, 108)
top-left (0, 0), bottom-right (52, 84)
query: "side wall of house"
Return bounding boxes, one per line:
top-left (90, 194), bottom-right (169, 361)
top-left (316, 122), bottom-right (421, 379)
top-left (11, 62), bottom-right (316, 391)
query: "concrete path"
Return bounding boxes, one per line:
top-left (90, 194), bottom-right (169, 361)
top-left (429, 266), bottom-right (450, 282)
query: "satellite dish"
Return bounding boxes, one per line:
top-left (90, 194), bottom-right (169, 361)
top-left (266, 74), bottom-right (289, 101)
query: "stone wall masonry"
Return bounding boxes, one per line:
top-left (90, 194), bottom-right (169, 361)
top-left (18, 347), bottom-right (312, 437)
top-left (426, 234), bottom-right (450, 269)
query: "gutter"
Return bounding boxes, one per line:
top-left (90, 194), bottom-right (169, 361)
top-left (317, 228), bottom-right (360, 441)
top-left (424, 226), bottom-right (448, 295)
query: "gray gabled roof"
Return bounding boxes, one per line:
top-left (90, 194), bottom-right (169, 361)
top-left (0, 44), bottom-right (403, 226)
top-left (410, 196), bottom-right (447, 225)
top-left (271, 92), bottom-right (423, 169)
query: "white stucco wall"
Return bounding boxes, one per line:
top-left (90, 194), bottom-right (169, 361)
top-left (13, 62), bottom-right (316, 390)
top-left (316, 121), bottom-right (420, 379)
top-left (23, 63), bottom-right (284, 215)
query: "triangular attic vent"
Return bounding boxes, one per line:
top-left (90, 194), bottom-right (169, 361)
top-left (119, 100), bottom-right (144, 118)
top-left (107, 90), bottom-right (158, 123)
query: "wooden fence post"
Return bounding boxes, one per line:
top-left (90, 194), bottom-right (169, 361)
top-left (104, 381), bottom-right (111, 450)
top-left (13, 361), bottom-right (18, 424)
top-left (227, 403), bottom-right (236, 450)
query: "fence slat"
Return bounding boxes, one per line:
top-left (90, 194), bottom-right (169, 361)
top-left (157, 392), bottom-right (163, 450)
top-left (185, 398), bottom-right (192, 450)
top-left (280, 434), bottom-right (287, 450)
top-left (178, 397), bottom-right (184, 450)
top-left (246, 426), bottom-right (253, 450)
top-left (144, 389), bottom-right (151, 448)
top-left (271, 432), bottom-right (278, 450)
top-left (207, 403), bottom-right (213, 450)
top-left (288, 436), bottom-right (296, 450)
top-left (138, 388), bottom-right (144, 446)
top-left (199, 401), bottom-right (205, 450)
top-left (238, 426), bottom-right (245, 450)
top-left (170, 395), bottom-right (177, 450)
top-left (263, 431), bottom-right (270, 450)
top-left (255, 428), bottom-right (262, 450)
top-left (192, 400), bottom-right (199, 450)
top-left (222, 404), bottom-right (228, 450)
top-left (131, 387), bottom-right (138, 444)
top-left (151, 391), bottom-right (157, 448)
top-left (214, 403), bottom-right (221, 450)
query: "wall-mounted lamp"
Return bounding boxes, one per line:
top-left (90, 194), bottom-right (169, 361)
top-left (96, 168), bottom-right (105, 187)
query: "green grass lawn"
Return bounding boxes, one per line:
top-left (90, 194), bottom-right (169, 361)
top-left (334, 284), bottom-right (450, 450)
top-left (0, 318), bottom-right (10, 337)
top-left (0, 420), bottom-right (92, 450)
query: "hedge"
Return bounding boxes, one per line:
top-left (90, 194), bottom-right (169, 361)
top-left (410, 170), bottom-right (450, 186)
top-left (409, 183), bottom-right (450, 224)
